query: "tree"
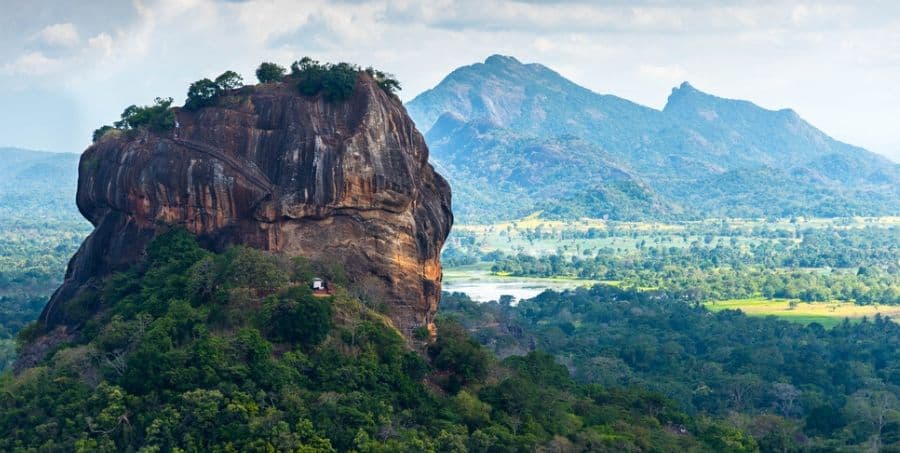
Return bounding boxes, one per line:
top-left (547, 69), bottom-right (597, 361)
top-left (184, 78), bottom-right (220, 111)
top-left (93, 125), bottom-right (115, 142)
top-left (846, 388), bottom-right (899, 452)
top-left (365, 67), bottom-right (401, 95)
top-left (214, 70), bottom-right (243, 90)
top-left (262, 286), bottom-right (331, 347)
top-left (113, 97), bottom-right (175, 132)
top-left (256, 62), bottom-right (286, 83)
top-left (428, 320), bottom-right (492, 393)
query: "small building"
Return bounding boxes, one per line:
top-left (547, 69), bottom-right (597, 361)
top-left (312, 278), bottom-right (325, 291)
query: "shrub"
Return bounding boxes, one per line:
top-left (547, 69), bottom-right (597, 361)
top-left (113, 97), bottom-right (176, 132)
top-left (256, 62), bottom-right (286, 83)
top-left (92, 125), bottom-right (115, 142)
top-left (365, 67), bottom-right (401, 95)
top-left (184, 78), bottom-right (220, 111)
top-left (292, 58), bottom-right (359, 102)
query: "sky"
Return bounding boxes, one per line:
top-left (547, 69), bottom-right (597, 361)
top-left (1, 0), bottom-right (899, 162)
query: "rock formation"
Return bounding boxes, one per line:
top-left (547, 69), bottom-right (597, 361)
top-left (40, 73), bottom-right (452, 340)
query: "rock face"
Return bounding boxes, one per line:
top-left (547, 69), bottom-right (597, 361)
top-left (41, 73), bottom-right (452, 338)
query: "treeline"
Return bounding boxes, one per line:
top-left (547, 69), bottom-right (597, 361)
top-left (440, 286), bottom-right (900, 451)
top-left (491, 249), bottom-right (899, 304)
top-left (94, 58), bottom-right (400, 143)
top-left (453, 225), bottom-right (900, 304)
top-left (1, 230), bottom-right (743, 451)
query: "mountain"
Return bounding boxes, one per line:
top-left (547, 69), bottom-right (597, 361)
top-left (408, 55), bottom-right (900, 222)
top-left (19, 70), bottom-right (452, 370)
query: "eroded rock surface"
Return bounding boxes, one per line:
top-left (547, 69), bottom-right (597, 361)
top-left (41, 74), bottom-right (452, 339)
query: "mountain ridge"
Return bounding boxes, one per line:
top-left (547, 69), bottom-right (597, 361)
top-left (408, 55), bottom-right (900, 222)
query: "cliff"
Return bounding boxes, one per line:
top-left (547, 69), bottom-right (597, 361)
top-left (39, 72), bottom-right (452, 340)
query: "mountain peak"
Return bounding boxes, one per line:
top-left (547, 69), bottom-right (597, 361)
top-left (677, 81), bottom-right (697, 91)
top-left (484, 54), bottom-right (522, 67)
top-left (664, 81), bottom-right (719, 112)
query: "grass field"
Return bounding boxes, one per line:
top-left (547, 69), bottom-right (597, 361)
top-left (704, 298), bottom-right (900, 328)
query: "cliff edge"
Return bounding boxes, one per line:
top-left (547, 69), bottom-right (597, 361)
top-left (38, 71), bottom-right (452, 345)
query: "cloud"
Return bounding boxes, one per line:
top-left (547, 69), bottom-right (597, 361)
top-left (37, 23), bottom-right (80, 47)
top-left (0, 0), bottom-right (899, 161)
top-left (637, 64), bottom-right (688, 82)
top-left (3, 51), bottom-right (63, 76)
top-left (87, 33), bottom-right (114, 57)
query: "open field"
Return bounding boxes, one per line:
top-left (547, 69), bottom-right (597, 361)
top-left (704, 297), bottom-right (900, 328)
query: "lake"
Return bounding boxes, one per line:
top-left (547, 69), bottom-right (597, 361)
top-left (442, 266), bottom-right (594, 304)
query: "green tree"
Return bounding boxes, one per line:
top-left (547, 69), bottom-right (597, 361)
top-left (92, 125), bottom-right (115, 142)
top-left (256, 62), bottom-right (286, 83)
top-left (113, 97), bottom-right (175, 131)
top-left (184, 78), bottom-right (220, 111)
top-left (214, 70), bottom-right (243, 90)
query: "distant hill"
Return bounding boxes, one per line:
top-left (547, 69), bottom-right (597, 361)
top-left (0, 147), bottom-right (82, 222)
top-left (408, 55), bottom-right (900, 222)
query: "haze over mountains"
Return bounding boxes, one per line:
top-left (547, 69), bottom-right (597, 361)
top-left (408, 55), bottom-right (900, 222)
top-left (0, 148), bottom-right (82, 223)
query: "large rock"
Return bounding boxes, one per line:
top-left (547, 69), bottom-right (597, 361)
top-left (40, 73), bottom-right (452, 339)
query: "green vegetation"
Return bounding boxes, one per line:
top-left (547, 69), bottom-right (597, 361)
top-left (91, 60), bottom-right (400, 143)
top-left (704, 298), bottom-right (900, 328)
top-left (215, 70), bottom-right (244, 90)
top-left (255, 61), bottom-right (286, 83)
top-left (0, 149), bottom-right (91, 371)
top-left (184, 70), bottom-right (244, 110)
top-left (365, 66), bottom-right (401, 95)
top-left (92, 97), bottom-right (176, 142)
top-left (292, 58), bottom-right (359, 101)
top-left (445, 216), bottom-right (900, 309)
top-left (290, 57), bottom-right (401, 101)
top-left (440, 286), bottom-right (900, 451)
top-left (1, 230), bottom-right (735, 451)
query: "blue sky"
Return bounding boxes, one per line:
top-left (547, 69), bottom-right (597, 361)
top-left (2, 0), bottom-right (899, 161)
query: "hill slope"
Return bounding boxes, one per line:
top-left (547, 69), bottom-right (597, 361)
top-left (408, 56), bottom-right (900, 222)
top-left (1, 230), bottom-right (736, 451)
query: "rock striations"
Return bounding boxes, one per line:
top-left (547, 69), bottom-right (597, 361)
top-left (40, 73), bottom-right (452, 342)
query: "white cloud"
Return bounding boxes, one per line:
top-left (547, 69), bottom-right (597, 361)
top-left (3, 51), bottom-right (63, 76)
top-left (0, 0), bottom-right (899, 161)
top-left (637, 64), bottom-right (688, 82)
top-left (37, 23), bottom-right (80, 47)
top-left (87, 33), bottom-right (114, 57)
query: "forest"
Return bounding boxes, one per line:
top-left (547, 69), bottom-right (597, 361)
top-left (439, 286), bottom-right (900, 451)
top-left (1, 230), bottom-right (751, 451)
top-left (0, 148), bottom-right (91, 371)
top-left (444, 218), bottom-right (900, 306)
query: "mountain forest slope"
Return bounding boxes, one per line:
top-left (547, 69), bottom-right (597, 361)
top-left (407, 55), bottom-right (900, 222)
top-left (0, 230), bottom-right (746, 451)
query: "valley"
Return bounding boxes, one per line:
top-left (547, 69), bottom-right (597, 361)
top-left (442, 215), bottom-right (900, 326)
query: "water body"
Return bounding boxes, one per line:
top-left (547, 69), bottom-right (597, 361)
top-left (442, 268), bottom-right (592, 304)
